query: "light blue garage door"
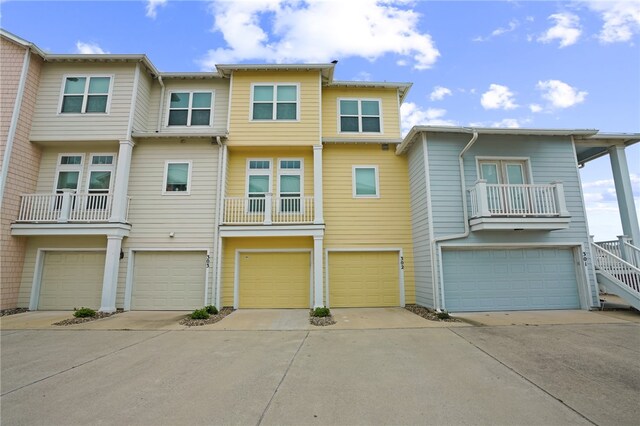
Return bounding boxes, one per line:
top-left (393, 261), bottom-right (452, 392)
top-left (443, 248), bottom-right (580, 312)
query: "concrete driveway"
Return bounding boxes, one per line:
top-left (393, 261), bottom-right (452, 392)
top-left (2, 317), bottom-right (638, 425)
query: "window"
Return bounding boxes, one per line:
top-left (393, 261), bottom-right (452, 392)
top-left (339, 99), bottom-right (381, 133)
top-left (167, 92), bottom-right (213, 126)
top-left (278, 159), bottom-right (303, 212)
top-left (246, 159), bottom-right (272, 212)
top-left (60, 76), bottom-right (111, 113)
top-left (251, 84), bottom-right (298, 120)
top-left (163, 161), bottom-right (192, 195)
top-left (353, 166), bottom-right (379, 198)
top-left (54, 154), bottom-right (84, 209)
top-left (478, 159), bottom-right (529, 212)
top-left (86, 154), bottom-right (115, 209)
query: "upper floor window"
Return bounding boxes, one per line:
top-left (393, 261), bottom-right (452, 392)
top-left (246, 159), bottom-right (272, 212)
top-left (60, 76), bottom-right (111, 114)
top-left (168, 92), bottom-right (213, 126)
top-left (339, 99), bottom-right (381, 133)
top-left (163, 161), bottom-right (192, 195)
top-left (278, 159), bottom-right (303, 212)
top-left (353, 166), bottom-right (379, 198)
top-left (251, 84), bottom-right (298, 121)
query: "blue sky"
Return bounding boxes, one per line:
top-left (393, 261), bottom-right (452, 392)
top-left (2, 0), bottom-right (639, 239)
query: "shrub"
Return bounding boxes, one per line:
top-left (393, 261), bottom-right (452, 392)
top-left (436, 311), bottom-right (451, 320)
top-left (312, 307), bottom-right (331, 317)
top-left (205, 305), bottom-right (218, 315)
top-left (74, 307), bottom-right (96, 318)
top-left (190, 308), bottom-right (210, 320)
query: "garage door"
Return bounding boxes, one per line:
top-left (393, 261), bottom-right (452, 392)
top-left (38, 251), bottom-right (105, 310)
top-left (329, 251), bottom-right (400, 308)
top-left (132, 251), bottom-right (206, 310)
top-left (443, 248), bottom-right (580, 312)
top-left (239, 252), bottom-right (310, 308)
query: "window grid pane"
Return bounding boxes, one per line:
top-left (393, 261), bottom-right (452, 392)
top-left (362, 117), bottom-right (380, 132)
top-left (168, 110), bottom-right (188, 126)
top-left (192, 92), bottom-right (212, 108)
top-left (86, 95), bottom-right (108, 113)
top-left (56, 171), bottom-right (80, 190)
top-left (166, 163), bottom-right (189, 192)
top-left (280, 160), bottom-right (301, 169)
top-left (253, 86), bottom-right (274, 102)
top-left (91, 156), bottom-right (113, 165)
top-left (280, 175), bottom-right (300, 193)
top-left (190, 109), bottom-right (211, 126)
top-left (249, 161), bottom-right (270, 169)
top-left (170, 93), bottom-right (189, 108)
top-left (277, 86), bottom-right (296, 101)
top-left (88, 77), bottom-right (110, 94)
top-left (361, 100), bottom-right (380, 115)
top-left (340, 117), bottom-right (359, 132)
top-left (253, 103), bottom-right (273, 120)
top-left (60, 156), bottom-right (82, 165)
top-left (89, 171), bottom-right (112, 190)
top-left (64, 77), bottom-right (86, 94)
top-left (355, 168), bottom-right (377, 196)
top-left (276, 103), bottom-right (296, 120)
top-left (61, 96), bottom-right (83, 113)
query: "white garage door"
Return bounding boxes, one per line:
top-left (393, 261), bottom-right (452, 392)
top-left (38, 251), bottom-right (105, 310)
top-left (131, 251), bottom-right (206, 310)
top-left (443, 248), bottom-right (580, 312)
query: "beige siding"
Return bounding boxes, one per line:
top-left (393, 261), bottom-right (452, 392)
top-left (227, 71), bottom-right (320, 146)
top-left (30, 62), bottom-right (136, 141)
top-left (1, 39), bottom-right (43, 309)
top-left (322, 87), bottom-right (401, 140)
top-left (132, 69), bottom-right (153, 133)
top-left (117, 138), bottom-right (220, 307)
top-left (146, 78), bottom-right (230, 134)
top-left (323, 144), bottom-right (415, 303)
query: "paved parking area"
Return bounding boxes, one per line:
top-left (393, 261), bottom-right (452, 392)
top-left (2, 318), bottom-right (639, 425)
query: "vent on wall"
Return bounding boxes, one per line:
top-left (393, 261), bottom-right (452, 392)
top-left (381, 143), bottom-right (389, 151)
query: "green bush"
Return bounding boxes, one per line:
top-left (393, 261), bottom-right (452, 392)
top-left (74, 307), bottom-right (96, 318)
top-left (312, 307), bottom-right (331, 317)
top-left (436, 311), bottom-right (451, 320)
top-left (205, 305), bottom-right (218, 315)
top-left (190, 308), bottom-right (210, 320)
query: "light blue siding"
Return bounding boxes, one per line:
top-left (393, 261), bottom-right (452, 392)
top-left (443, 248), bottom-right (580, 312)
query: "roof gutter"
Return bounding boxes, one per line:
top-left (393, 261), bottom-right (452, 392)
top-left (156, 75), bottom-right (165, 132)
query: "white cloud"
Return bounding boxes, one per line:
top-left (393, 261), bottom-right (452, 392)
top-left (536, 79), bottom-right (588, 108)
top-left (146, 0), bottom-right (167, 19)
top-left (529, 103), bottom-right (543, 113)
top-left (473, 19), bottom-right (519, 42)
top-left (75, 41), bottom-right (108, 54)
top-left (584, 0), bottom-right (640, 43)
top-left (480, 84), bottom-right (518, 110)
top-left (400, 102), bottom-right (456, 135)
top-left (538, 12), bottom-right (581, 47)
top-left (354, 71), bottom-right (373, 82)
top-left (199, 0), bottom-right (440, 71)
top-left (429, 86), bottom-right (452, 101)
top-left (491, 118), bottom-right (521, 128)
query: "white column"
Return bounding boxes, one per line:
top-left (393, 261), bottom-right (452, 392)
top-left (475, 180), bottom-right (491, 217)
top-left (313, 145), bottom-right (324, 224)
top-left (313, 235), bottom-right (324, 308)
top-left (609, 146), bottom-right (640, 246)
top-left (110, 139), bottom-right (135, 223)
top-left (57, 189), bottom-right (74, 223)
top-left (551, 181), bottom-right (570, 216)
top-left (100, 235), bottom-right (123, 312)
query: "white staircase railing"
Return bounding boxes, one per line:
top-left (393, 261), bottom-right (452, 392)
top-left (595, 236), bottom-right (640, 268)
top-left (591, 242), bottom-right (640, 294)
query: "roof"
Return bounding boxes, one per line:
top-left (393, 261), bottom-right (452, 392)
top-left (329, 81), bottom-right (412, 103)
top-left (573, 132), bottom-right (640, 164)
top-left (215, 63), bottom-right (336, 82)
top-left (1, 28), bottom-right (47, 58)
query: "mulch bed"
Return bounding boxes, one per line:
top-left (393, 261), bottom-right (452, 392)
top-left (310, 315), bottom-right (337, 326)
top-left (0, 308), bottom-right (29, 317)
top-left (53, 310), bottom-right (122, 326)
top-left (405, 304), bottom-right (461, 322)
top-left (179, 307), bottom-right (234, 327)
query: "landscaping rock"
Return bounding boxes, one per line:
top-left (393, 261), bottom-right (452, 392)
top-left (309, 315), bottom-right (336, 326)
top-left (53, 310), bottom-right (121, 326)
top-left (405, 304), bottom-right (460, 322)
top-left (179, 307), bottom-right (233, 327)
top-left (0, 308), bottom-right (29, 317)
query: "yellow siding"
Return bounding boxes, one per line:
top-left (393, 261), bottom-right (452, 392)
top-left (225, 147), bottom-right (314, 198)
top-left (323, 144), bottom-right (415, 304)
top-left (321, 87), bottom-right (401, 140)
top-left (221, 237), bottom-right (313, 307)
top-left (227, 71), bottom-right (320, 146)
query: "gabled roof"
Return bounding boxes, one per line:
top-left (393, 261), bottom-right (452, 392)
top-left (215, 63), bottom-right (336, 82)
top-left (1, 28), bottom-right (47, 57)
top-left (329, 81), bottom-right (412, 103)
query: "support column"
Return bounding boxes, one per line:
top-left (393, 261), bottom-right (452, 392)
top-left (313, 235), bottom-right (324, 308)
top-left (100, 235), bottom-right (123, 312)
top-left (313, 145), bottom-right (324, 224)
top-left (609, 146), bottom-right (640, 246)
top-left (110, 139), bottom-right (135, 223)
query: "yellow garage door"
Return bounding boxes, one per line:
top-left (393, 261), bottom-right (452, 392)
top-left (39, 251), bottom-right (105, 310)
top-left (239, 252), bottom-right (310, 308)
top-left (132, 251), bottom-right (206, 310)
top-left (329, 251), bottom-right (400, 308)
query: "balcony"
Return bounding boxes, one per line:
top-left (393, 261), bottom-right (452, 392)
top-left (467, 181), bottom-right (571, 231)
top-left (223, 195), bottom-right (314, 225)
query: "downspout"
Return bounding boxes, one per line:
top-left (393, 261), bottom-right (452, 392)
top-left (431, 129), bottom-right (478, 311)
top-left (214, 144), bottom-right (228, 309)
top-left (0, 47), bottom-right (31, 211)
top-left (156, 75), bottom-right (165, 132)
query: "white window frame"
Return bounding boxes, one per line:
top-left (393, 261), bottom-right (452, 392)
top-left (352, 165), bottom-right (380, 198)
top-left (57, 75), bottom-right (114, 115)
top-left (245, 158), bottom-right (273, 197)
top-left (165, 90), bottom-right (215, 128)
top-left (249, 83), bottom-right (300, 122)
top-left (277, 158), bottom-right (304, 213)
top-left (337, 98), bottom-right (383, 134)
top-left (53, 153), bottom-right (85, 193)
top-left (86, 153), bottom-right (117, 194)
top-left (162, 160), bottom-right (193, 196)
top-left (475, 156), bottom-right (533, 184)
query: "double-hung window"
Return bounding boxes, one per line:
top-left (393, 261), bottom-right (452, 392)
top-left (86, 154), bottom-right (115, 209)
top-left (339, 99), bottom-right (381, 133)
top-left (54, 154), bottom-right (84, 209)
top-left (353, 166), bottom-right (379, 198)
top-left (247, 160), bottom-right (272, 212)
top-left (168, 92), bottom-right (213, 126)
top-left (60, 76), bottom-right (111, 113)
top-left (252, 84), bottom-right (298, 120)
top-left (163, 161), bottom-right (192, 195)
top-left (278, 159), bottom-right (303, 212)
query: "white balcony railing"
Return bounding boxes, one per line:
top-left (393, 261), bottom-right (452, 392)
top-left (468, 181), bottom-right (570, 218)
top-left (16, 192), bottom-right (120, 223)
top-left (223, 195), bottom-right (314, 225)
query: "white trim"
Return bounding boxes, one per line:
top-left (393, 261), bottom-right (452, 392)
top-left (249, 82), bottom-right (301, 122)
top-left (245, 158), bottom-right (273, 198)
top-left (226, 73), bottom-right (233, 131)
top-left (11, 222), bottom-right (131, 237)
top-left (86, 153), bottom-right (117, 194)
top-left (313, 145), bottom-right (324, 224)
top-left (127, 64), bottom-right (140, 137)
top-left (29, 248), bottom-right (107, 311)
top-left (233, 248), bottom-right (313, 309)
top-left (124, 248), bottom-right (211, 311)
top-left (162, 160), bottom-right (193, 195)
top-left (57, 74), bottom-right (114, 115)
top-left (337, 97), bottom-right (383, 134)
top-left (53, 153), bottom-right (85, 193)
top-left (164, 90), bottom-right (215, 128)
top-left (422, 135), bottom-right (438, 310)
top-left (352, 165), bottom-right (380, 198)
top-left (219, 225), bottom-right (324, 238)
top-left (277, 157), bottom-right (304, 201)
top-left (324, 248), bottom-right (405, 308)
top-left (475, 156), bottom-right (533, 184)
